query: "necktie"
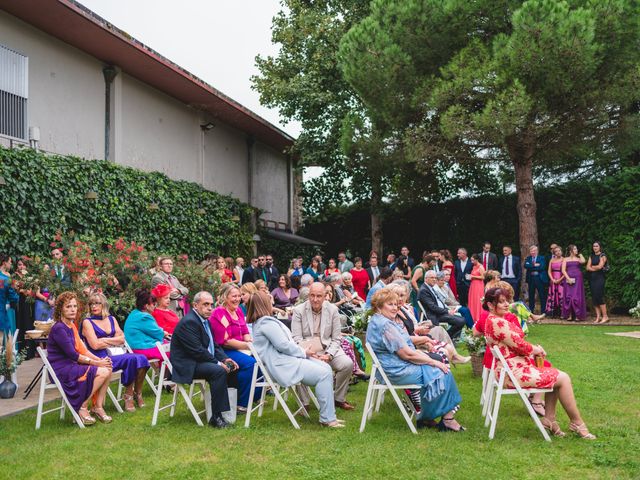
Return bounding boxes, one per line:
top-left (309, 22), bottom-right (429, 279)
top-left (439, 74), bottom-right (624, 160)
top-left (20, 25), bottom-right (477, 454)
top-left (262, 269), bottom-right (267, 281)
top-left (483, 253), bottom-right (487, 269)
top-left (202, 319), bottom-right (215, 356)
top-left (505, 257), bottom-right (510, 276)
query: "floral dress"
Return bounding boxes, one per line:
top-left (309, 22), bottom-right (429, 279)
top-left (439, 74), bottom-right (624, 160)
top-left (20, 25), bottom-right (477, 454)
top-left (484, 313), bottom-right (558, 389)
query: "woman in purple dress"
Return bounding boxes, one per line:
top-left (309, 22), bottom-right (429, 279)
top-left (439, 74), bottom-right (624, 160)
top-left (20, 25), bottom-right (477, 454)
top-left (271, 274), bottom-right (299, 309)
top-left (81, 293), bottom-right (150, 412)
top-left (561, 245), bottom-right (587, 321)
top-left (47, 292), bottom-right (112, 425)
top-left (546, 246), bottom-right (564, 317)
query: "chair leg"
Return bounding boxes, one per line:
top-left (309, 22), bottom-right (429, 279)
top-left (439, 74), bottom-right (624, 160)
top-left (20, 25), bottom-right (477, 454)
top-left (244, 366), bottom-right (259, 428)
top-left (170, 385), bottom-right (178, 417)
top-left (375, 389), bottom-right (385, 412)
top-left (388, 387), bottom-right (418, 434)
top-left (107, 386), bottom-right (124, 413)
top-left (179, 385), bottom-right (204, 427)
top-left (518, 388), bottom-right (552, 442)
top-left (35, 371), bottom-right (47, 430)
top-left (480, 367), bottom-right (489, 406)
top-left (488, 372), bottom-right (505, 439)
top-left (271, 385), bottom-right (300, 429)
top-left (359, 376), bottom-right (376, 433)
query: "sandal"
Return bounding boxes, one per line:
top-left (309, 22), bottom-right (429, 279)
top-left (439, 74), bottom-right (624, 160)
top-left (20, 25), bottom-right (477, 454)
top-left (123, 394), bottom-right (136, 412)
top-left (530, 402), bottom-right (545, 417)
top-left (320, 420), bottom-right (345, 428)
top-left (91, 407), bottom-right (113, 424)
top-left (134, 392), bottom-right (145, 408)
top-left (78, 408), bottom-right (96, 426)
top-left (569, 422), bottom-right (596, 440)
top-left (541, 418), bottom-right (566, 437)
top-left (438, 416), bottom-right (465, 432)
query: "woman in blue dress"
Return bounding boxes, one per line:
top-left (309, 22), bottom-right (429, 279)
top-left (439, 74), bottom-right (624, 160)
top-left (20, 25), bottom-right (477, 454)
top-left (366, 287), bottom-right (464, 431)
top-left (0, 253), bottom-right (19, 341)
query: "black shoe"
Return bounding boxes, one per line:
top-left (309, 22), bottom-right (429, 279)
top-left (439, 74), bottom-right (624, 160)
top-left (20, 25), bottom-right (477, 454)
top-left (355, 372), bottom-right (370, 381)
top-left (208, 413), bottom-right (229, 429)
top-left (416, 419), bottom-right (438, 429)
top-left (437, 418), bottom-right (465, 432)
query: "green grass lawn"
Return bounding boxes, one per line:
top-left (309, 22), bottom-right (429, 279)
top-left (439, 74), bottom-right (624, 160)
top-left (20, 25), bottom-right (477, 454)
top-left (1, 325), bottom-right (639, 480)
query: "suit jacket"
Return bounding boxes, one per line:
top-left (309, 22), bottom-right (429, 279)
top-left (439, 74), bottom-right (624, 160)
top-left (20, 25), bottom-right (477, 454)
top-left (252, 315), bottom-right (308, 388)
top-left (291, 301), bottom-right (342, 358)
top-left (365, 266), bottom-right (381, 286)
top-left (338, 260), bottom-right (354, 273)
top-left (170, 309), bottom-right (228, 384)
top-left (479, 252), bottom-right (499, 271)
top-left (151, 271), bottom-right (189, 315)
top-left (524, 255), bottom-right (549, 284)
top-left (418, 283), bottom-right (450, 319)
top-left (454, 259), bottom-right (473, 287)
top-left (265, 265), bottom-right (279, 290)
top-left (50, 263), bottom-right (72, 287)
top-left (499, 255), bottom-right (522, 283)
top-left (242, 266), bottom-right (257, 284)
top-left (406, 257), bottom-right (415, 269)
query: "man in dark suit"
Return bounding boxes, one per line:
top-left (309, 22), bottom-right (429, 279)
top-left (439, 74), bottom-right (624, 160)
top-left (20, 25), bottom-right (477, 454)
top-left (454, 248), bottom-right (473, 306)
top-left (400, 246), bottom-right (415, 268)
top-left (418, 270), bottom-right (465, 340)
top-left (170, 291), bottom-right (238, 428)
top-left (365, 255), bottom-right (381, 292)
top-left (265, 254), bottom-right (279, 290)
top-left (50, 248), bottom-right (71, 287)
top-left (241, 257), bottom-right (259, 284)
top-left (524, 245), bottom-right (549, 314)
top-left (479, 242), bottom-right (499, 271)
top-left (500, 245), bottom-right (522, 301)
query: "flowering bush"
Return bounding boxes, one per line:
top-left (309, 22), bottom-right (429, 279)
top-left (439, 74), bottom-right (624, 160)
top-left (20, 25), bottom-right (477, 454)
top-left (0, 333), bottom-right (26, 377)
top-left (630, 301), bottom-right (640, 318)
top-left (461, 327), bottom-right (486, 356)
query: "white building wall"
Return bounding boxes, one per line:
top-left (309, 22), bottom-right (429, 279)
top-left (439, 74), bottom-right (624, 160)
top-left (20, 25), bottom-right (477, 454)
top-left (0, 10), bottom-right (104, 159)
top-left (253, 141), bottom-right (290, 225)
top-left (203, 122), bottom-right (249, 202)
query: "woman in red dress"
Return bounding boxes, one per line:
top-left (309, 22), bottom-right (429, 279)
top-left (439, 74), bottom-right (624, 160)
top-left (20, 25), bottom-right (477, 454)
top-left (349, 257), bottom-right (369, 300)
top-left (215, 256), bottom-right (234, 283)
top-left (324, 258), bottom-right (340, 278)
top-left (467, 254), bottom-right (485, 322)
top-left (151, 284), bottom-right (180, 334)
top-left (440, 249), bottom-right (458, 299)
top-left (483, 287), bottom-right (596, 439)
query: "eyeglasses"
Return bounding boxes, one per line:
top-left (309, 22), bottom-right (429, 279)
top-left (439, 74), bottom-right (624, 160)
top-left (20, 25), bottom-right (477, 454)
top-left (89, 302), bottom-right (102, 306)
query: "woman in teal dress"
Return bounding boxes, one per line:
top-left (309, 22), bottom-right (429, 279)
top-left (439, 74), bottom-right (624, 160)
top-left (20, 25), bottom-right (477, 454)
top-left (366, 287), bottom-right (463, 431)
top-left (0, 253), bottom-right (19, 340)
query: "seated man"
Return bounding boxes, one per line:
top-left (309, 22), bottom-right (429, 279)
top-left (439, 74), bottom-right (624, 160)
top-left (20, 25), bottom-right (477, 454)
top-left (170, 291), bottom-right (238, 428)
top-left (418, 270), bottom-right (466, 341)
top-left (291, 283), bottom-right (355, 410)
top-left (434, 271), bottom-right (474, 328)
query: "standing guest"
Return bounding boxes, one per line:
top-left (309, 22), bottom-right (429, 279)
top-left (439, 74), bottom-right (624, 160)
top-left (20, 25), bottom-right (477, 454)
top-left (314, 254), bottom-right (327, 275)
top-left (435, 271), bottom-right (474, 328)
top-left (0, 254), bottom-right (19, 340)
top-left (254, 255), bottom-right (269, 284)
top-left (249, 291), bottom-right (344, 427)
top-left (367, 288), bottom-right (464, 431)
top-left (480, 242), bottom-right (499, 271)
top-left (305, 257), bottom-right (323, 281)
top-left (561, 245), bottom-right (587, 321)
top-left (47, 292), bottom-right (112, 425)
top-left (324, 258), bottom-right (340, 278)
top-left (394, 256), bottom-right (412, 281)
top-left (82, 293), bottom-right (149, 412)
top-left (151, 284), bottom-right (180, 334)
top-left (546, 243), bottom-right (559, 268)
top-left (410, 254), bottom-right (433, 310)
top-left (214, 257), bottom-right (234, 283)
top-left (386, 253), bottom-right (397, 271)
top-left (242, 257), bottom-right (259, 284)
top-left (209, 283), bottom-right (257, 412)
top-left (239, 282), bottom-right (258, 316)
top-left (418, 271), bottom-right (466, 340)
top-left (265, 254), bottom-right (279, 291)
top-left (234, 257), bottom-right (245, 286)
top-left (500, 245), bottom-right (522, 301)
top-left (587, 241), bottom-right (608, 324)
top-left (365, 267), bottom-right (394, 309)
top-left (454, 248), bottom-right (473, 306)
top-left (288, 258), bottom-right (305, 278)
top-left (337, 252), bottom-right (354, 273)
top-left (467, 254), bottom-right (486, 322)
top-left (439, 250), bottom-right (457, 299)
top-left (365, 255), bottom-right (381, 291)
top-left (271, 274), bottom-right (299, 309)
top-left (524, 245), bottom-right (549, 314)
top-left (50, 247), bottom-right (72, 287)
top-left (13, 257), bottom-right (35, 358)
top-left (124, 289), bottom-right (169, 362)
top-left (225, 257), bottom-right (239, 283)
top-left (291, 283), bottom-right (355, 411)
top-left (400, 246), bottom-right (415, 268)
top-left (171, 291), bottom-right (238, 429)
top-left (350, 257), bottom-right (369, 300)
top-left (546, 246), bottom-right (565, 317)
top-left (151, 256), bottom-right (189, 318)
top-left (482, 287), bottom-right (596, 439)
top-left (430, 250), bottom-right (443, 273)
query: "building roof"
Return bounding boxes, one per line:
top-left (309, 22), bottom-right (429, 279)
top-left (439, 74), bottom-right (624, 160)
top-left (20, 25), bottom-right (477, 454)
top-left (0, 0), bottom-right (294, 152)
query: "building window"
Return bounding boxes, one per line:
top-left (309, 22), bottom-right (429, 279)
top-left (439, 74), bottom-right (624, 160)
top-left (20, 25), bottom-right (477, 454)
top-left (0, 44), bottom-right (28, 140)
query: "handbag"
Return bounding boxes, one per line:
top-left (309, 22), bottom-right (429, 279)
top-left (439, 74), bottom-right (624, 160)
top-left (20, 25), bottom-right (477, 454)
top-left (106, 346), bottom-right (126, 356)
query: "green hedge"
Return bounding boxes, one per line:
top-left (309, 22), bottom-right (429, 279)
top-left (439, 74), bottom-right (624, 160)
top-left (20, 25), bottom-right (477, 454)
top-left (0, 146), bottom-right (254, 259)
top-left (301, 167), bottom-right (640, 308)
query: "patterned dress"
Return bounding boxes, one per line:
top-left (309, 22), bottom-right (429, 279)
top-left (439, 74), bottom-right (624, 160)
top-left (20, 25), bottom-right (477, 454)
top-left (546, 260), bottom-right (564, 316)
top-left (484, 313), bottom-right (558, 389)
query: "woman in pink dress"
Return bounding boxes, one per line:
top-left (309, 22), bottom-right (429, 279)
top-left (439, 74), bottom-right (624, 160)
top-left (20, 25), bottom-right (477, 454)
top-left (467, 254), bottom-right (485, 322)
top-left (440, 249), bottom-right (458, 299)
top-left (349, 257), bottom-right (369, 300)
top-left (483, 287), bottom-right (596, 439)
top-left (546, 246), bottom-right (564, 317)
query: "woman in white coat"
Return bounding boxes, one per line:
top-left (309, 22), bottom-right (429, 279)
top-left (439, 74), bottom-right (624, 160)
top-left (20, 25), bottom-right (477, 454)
top-left (247, 292), bottom-right (344, 428)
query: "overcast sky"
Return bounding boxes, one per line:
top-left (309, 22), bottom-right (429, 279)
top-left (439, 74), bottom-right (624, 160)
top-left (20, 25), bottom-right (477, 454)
top-left (78, 0), bottom-right (300, 138)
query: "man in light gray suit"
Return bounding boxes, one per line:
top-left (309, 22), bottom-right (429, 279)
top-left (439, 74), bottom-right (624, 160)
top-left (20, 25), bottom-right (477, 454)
top-left (291, 283), bottom-right (355, 410)
top-left (151, 256), bottom-right (189, 318)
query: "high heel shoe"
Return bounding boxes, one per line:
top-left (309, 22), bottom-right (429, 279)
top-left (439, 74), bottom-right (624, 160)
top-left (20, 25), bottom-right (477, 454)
top-left (78, 408), bottom-right (96, 426)
top-left (569, 422), bottom-right (596, 439)
top-left (123, 394), bottom-right (136, 412)
top-left (541, 418), bottom-right (565, 437)
top-left (452, 355), bottom-right (471, 365)
top-left (91, 407), bottom-right (113, 424)
top-left (530, 402), bottom-right (545, 417)
top-left (134, 392), bottom-right (145, 408)
top-left (438, 416), bottom-right (465, 432)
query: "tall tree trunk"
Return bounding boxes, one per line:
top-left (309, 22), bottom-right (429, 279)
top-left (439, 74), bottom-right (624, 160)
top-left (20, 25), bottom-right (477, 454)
top-left (370, 184), bottom-right (383, 256)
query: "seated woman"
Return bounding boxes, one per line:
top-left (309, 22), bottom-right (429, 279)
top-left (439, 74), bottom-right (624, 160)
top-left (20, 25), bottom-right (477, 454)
top-left (271, 274), bottom-right (299, 309)
top-left (305, 257), bottom-right (323, 281)
top-left (239, 282), bottom-right (258, 316)
top-left (254, 279), bottom-right (287, 321)
top-left (248, 291), bottom-right (344, 428)
top-left (482, 287), bottom-right (596, 439)
top-left (151, 284), bottom-right (180, 335)
top-left (323, 258), bottom-right (339, 278)
top-left (209, 283), bottom-right (259, 413)
top-left (124, 289), bottom-right (169, 362)
top-left (367, 288), bottom-right (464, 431)
top-left (47, 292), bottom-right (112, 425)
top-left (82, 293), bottom-right (150, 412)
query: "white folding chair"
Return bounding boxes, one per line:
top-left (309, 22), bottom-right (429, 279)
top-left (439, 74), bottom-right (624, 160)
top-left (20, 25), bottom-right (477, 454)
top-left (480, 365), bottom-right (490, 409)
top-left (417, 302), bottom-right (429, 323)
top-left (360, 342), bottom-right (421, 434)
top-left (35, 347), bottom-right (85, 429)
top-left (484, 346), bottom-right (553, 441)
top-left (9, 329), bottom-right (19, 385)
top-left (244, 343), bottom-right (318, 429)
top-left (150, 342), bottom-right (211, 426)
top-left (116, 340), bottom-right (159, 400)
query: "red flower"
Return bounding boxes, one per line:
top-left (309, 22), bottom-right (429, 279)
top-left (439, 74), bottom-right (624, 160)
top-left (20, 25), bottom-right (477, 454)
top-left (50, 242), bottom-right (57, 247)
top-left (74, 241), bottom-right (82, 246)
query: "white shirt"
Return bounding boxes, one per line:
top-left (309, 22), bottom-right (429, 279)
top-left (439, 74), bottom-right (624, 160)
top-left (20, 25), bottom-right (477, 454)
top-left (502, 255), bottom-right (515, 279)
top-left (460, 259), bottom-right (468, 273)
top-left (429, 285), bottom-right (446, 309)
